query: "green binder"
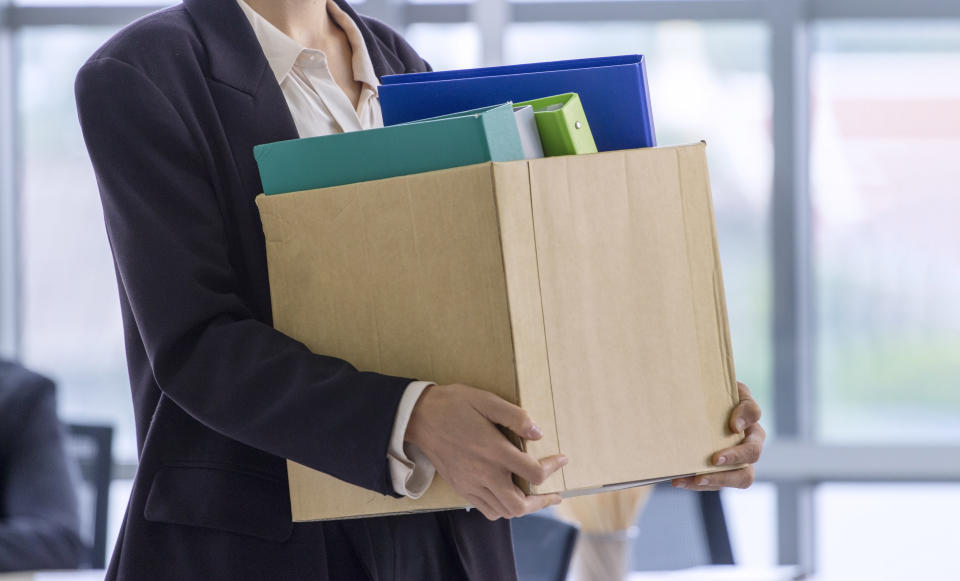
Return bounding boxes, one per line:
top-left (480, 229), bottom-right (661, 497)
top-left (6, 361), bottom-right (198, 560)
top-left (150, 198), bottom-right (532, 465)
top-left (254, 102), bottom-right (524, 195)
top-left (514, 93), bottom-right (598, 157)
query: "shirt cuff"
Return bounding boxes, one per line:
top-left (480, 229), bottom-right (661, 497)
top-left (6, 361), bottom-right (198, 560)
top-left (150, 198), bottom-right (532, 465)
top-left (388, 380), bottom-right (437, 499)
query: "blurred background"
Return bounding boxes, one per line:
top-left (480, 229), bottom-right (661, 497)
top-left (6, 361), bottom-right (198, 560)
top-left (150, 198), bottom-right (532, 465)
top-left (0, 0), bottom-right (958, 578)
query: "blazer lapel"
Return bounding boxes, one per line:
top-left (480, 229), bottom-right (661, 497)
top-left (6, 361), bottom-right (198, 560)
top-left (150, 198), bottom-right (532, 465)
top-left (182, 0), bottom-right (273, 96)
top-left (182, 0), bottom-right (299, 201)
top-left (182, 0), bottom-right (409, 197)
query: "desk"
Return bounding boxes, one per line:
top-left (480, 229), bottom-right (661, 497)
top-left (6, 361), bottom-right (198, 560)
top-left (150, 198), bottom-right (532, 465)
top-left (629, 566), bottom-right (802, 581)
top-left (0, 572), bottom-right (105, 581)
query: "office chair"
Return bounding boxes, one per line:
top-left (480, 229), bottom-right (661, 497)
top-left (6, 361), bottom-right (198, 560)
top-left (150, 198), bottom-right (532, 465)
top-left (512, 512), bottom-right (580, 581)
top-left (65, 423), bottom-right (114, 569)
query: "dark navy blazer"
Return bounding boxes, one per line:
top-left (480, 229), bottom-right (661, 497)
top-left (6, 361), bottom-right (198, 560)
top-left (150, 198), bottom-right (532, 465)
top-left (75, 0), bottom-right (515, 578)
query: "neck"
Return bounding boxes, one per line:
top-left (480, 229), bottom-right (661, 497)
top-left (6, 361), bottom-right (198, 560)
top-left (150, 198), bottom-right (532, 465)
top-left (243, 0), bottom-right (335, 50)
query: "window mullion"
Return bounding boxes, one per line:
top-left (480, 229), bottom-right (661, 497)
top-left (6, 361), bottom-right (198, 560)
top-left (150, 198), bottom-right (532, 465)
top-left (770, 0), bottom-right (816, 574)
top-left (0, 13), bottom-right (20, 360)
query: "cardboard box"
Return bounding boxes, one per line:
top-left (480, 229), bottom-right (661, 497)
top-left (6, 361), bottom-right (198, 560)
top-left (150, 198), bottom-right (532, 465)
top-left (256, 142), bottom-right (741, 521)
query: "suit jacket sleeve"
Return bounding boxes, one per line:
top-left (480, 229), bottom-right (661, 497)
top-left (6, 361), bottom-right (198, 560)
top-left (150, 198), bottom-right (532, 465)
top-left (75, 56), bottom-right (411, 496)
top-left (0, 371), bottom-right (83, 572)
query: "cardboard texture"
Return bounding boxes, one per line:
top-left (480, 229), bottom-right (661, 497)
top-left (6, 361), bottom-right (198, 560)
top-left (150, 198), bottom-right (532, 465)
top-left (255, 142), bottom-right (741, 521)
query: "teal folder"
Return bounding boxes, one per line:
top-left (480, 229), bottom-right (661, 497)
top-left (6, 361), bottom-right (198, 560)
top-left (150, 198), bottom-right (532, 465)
top-left (415, 102), bottom-right (544, 159)
top-left (254, 103), bottom-right (524, 195)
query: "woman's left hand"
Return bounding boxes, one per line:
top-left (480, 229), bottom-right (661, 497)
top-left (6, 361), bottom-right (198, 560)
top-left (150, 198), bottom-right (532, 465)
top-left (672, 381), bottom-right (765, 491)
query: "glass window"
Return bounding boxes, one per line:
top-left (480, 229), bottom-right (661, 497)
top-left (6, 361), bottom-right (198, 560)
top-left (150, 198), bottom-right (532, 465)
top-left (404, 23), bottom-right (481, 71)
top-left (506, 22), bottom-right (775, 429)
top-left (723, 483), bottom-right (778, 567)
top-left (817, 483), bottom-right (960, 579)
top-left (18, 26), bottom-right (137, 461)
top-left (106, 478), bottom-right (133, 563)
top-left (812, 22), bottom-right (960, 443)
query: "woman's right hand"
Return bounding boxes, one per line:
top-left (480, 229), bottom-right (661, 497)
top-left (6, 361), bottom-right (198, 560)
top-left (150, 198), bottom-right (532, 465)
top-left (405, 383), bottom-right (566, 520)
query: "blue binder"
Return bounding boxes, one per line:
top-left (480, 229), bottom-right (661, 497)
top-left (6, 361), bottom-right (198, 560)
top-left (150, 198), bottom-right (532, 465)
top-left (379, 55), bottom-right (656, 152)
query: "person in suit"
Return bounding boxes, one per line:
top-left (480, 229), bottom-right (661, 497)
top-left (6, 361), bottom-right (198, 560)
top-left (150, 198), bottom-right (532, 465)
top-left (75, 0), bottom-right (765, 578)
top-left (0, 360), bottom-right (84, 572)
